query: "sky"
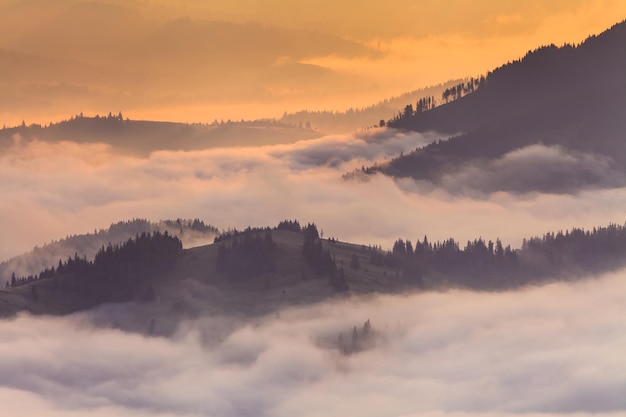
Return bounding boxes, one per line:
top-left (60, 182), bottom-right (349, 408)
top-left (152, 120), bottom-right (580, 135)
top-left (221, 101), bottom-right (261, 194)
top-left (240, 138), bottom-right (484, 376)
top-left (1, 0), bottom-right (625, 126)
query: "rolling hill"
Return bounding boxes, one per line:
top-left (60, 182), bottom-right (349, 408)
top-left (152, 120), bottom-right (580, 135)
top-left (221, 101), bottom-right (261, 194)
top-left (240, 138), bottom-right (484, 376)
top-left (4, 220), bottom-right (626, 321)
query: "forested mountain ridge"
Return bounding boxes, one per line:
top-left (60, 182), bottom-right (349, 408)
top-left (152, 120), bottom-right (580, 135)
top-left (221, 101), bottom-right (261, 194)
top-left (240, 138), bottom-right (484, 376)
top-left (279, 79), bottom-right (465, 133)
top-left (360, 20), bottom-right (626, 192)
top-left (390, 19), bottom-right (626, 134)
top-left (4, 219), bottom-right (626, 318)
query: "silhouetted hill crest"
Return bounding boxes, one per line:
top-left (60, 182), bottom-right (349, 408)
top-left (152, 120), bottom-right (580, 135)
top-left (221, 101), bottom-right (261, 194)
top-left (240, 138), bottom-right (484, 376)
top-left (391, 20), bottom-right (626, 134)
top-left (0, 114), bottom-right (322, 156)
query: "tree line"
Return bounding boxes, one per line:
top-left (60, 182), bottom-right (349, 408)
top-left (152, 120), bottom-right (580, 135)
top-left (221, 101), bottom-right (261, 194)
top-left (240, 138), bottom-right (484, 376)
top-left (382, 77), bottom-right (485, 127)
top-left (368, 222), bottom-right (626, 290)
top-left (7, 231), bottom-right (182, 303)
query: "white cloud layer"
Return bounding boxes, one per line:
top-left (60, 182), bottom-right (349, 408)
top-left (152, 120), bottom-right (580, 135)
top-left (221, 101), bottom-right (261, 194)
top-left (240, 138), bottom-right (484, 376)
top-left (438, 144), bottom-right (625, 194)
top-left (2, 128), bottom-right (626, 262)
top-left (1, 269), bottom-right (625, 416)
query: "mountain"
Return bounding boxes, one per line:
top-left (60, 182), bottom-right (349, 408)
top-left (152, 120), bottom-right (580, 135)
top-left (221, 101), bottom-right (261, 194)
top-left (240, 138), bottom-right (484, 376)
top-left (0, 114), bottom-right (322, 156)
top-left (359, 20), bottom-right (626, 193)
top-left (279, 79), bottom-right (465, 133)
top-left (3, 219), bottom-right (626, 320)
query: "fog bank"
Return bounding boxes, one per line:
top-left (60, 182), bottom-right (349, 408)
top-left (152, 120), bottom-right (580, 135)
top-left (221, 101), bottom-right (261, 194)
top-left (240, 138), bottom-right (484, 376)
top-left (3, 128), bottom-right (626, 262)
top-left (1, 270), bottom-right (625, 416)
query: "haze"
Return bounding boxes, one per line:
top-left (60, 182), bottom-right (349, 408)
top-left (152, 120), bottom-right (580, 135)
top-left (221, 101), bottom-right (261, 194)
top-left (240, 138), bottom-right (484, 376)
top-left (2, 3), bottom-right (626, 416)
top-left (4, 129), bottom-right (626, 262)
top-left (1, 0), bottom-right (624, 126)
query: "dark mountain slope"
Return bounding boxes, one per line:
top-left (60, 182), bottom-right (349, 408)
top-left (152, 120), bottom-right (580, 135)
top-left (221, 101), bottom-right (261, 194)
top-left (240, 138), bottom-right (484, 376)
top-left (366, 20), bottom-right (626, 192)
top-left (391, 20), bottom-right (626, 135)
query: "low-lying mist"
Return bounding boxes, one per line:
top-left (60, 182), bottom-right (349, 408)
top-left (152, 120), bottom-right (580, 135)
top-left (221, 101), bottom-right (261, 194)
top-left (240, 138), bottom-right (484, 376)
top-left (1, 269), bottom-right (624, 416)
top-left (3, 127), bottom-right (626, 263)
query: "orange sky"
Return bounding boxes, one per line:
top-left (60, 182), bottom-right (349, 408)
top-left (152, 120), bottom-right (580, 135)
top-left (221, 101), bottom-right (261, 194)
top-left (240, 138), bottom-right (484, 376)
top-left (1, 0), bottom-right (624, 126)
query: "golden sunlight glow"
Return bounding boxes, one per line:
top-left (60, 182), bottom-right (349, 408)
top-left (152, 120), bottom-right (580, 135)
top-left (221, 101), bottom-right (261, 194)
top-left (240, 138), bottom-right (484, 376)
top-left (0, 0), bottom-right (624, 126)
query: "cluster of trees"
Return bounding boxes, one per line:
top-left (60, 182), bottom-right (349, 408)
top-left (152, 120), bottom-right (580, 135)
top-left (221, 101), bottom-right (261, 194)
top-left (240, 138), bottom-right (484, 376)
top-left (415, 96), bottom-right (436, 113)
top-left (89, 231), bottom-right (182, 300)
top-left (276, 219), bottom-right (302, 233)
top-left (382, 77), bottom-right (485, 127)
top-left (520, 223), bottom-right (626, 278)
top-left (337, 319), bottom-right (374, 355)
top-left (441, 78), bottom-right (483, 103)
top-left (6, 268), bottom-right (56, 289)
top-left (1, 112), bottom-right (125, 131)
top-left (161, 218), bottom-right (218, 234)
top-left (370, 236), bottom-right (518, 288)
top-left (302, 224), bottom-right (347, 291)
top-left (367, 222), bottom-right (626, 290)
top-left (215, 228), bottom-right (276, 280)
top-left (7, 232), bottom-right (183, 302)
top-left (62, 111), bottom-right (125, 123)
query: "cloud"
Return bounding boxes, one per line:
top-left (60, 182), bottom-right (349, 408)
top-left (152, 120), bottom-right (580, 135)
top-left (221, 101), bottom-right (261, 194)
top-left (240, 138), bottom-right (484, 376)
top-left (1, 269), bottom-right (625, 416)
top-left (269, 129), bottom-right (438, 169)
top-left (438, 144), bottom-right (626, 195)
top-left (3, 129), bottom-right (626, 265)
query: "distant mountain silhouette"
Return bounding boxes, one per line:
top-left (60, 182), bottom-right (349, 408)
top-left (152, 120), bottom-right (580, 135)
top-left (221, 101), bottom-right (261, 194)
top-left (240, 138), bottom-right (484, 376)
top-left (0, 2), bottom-right (380, 119)
top-left (360, 20), bottom-right (626, 193)
top-left (279, 79), bottom-right (465, 133)
top-left (0, 114), bottom-right (322, 157)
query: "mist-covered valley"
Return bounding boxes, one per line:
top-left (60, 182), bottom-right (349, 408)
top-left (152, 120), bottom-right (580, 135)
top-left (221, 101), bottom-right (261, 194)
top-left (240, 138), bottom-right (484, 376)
top-left (4, 125), bottom-right (626, 265)
top-left (1, 270), bottom-right (625, 416)
top-left (2, 8), bottom-right (626, 416)
top-left (3, 114), bottom-right (626, 416)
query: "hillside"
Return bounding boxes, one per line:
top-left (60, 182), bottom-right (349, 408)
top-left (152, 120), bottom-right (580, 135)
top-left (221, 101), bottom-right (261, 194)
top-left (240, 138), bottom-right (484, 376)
top-left (0, 114), bottom-right (323, 157)
top-left (0, 227), bottom-right (399, 318)
top-left (4, 220), bottom-right (626, 320)
top-left (361, 20), bottom-right (626, 193)
top-left (0, 218), bottom-right (217, 287)
top-left (279, 79), bottom-right (465, 133)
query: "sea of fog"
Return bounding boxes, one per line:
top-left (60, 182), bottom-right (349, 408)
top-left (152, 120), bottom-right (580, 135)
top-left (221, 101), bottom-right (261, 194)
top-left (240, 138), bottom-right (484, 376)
top-left (1, 269), bottom-right (625, 416)
top-left (2, 128), bottom-right (626, 261)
